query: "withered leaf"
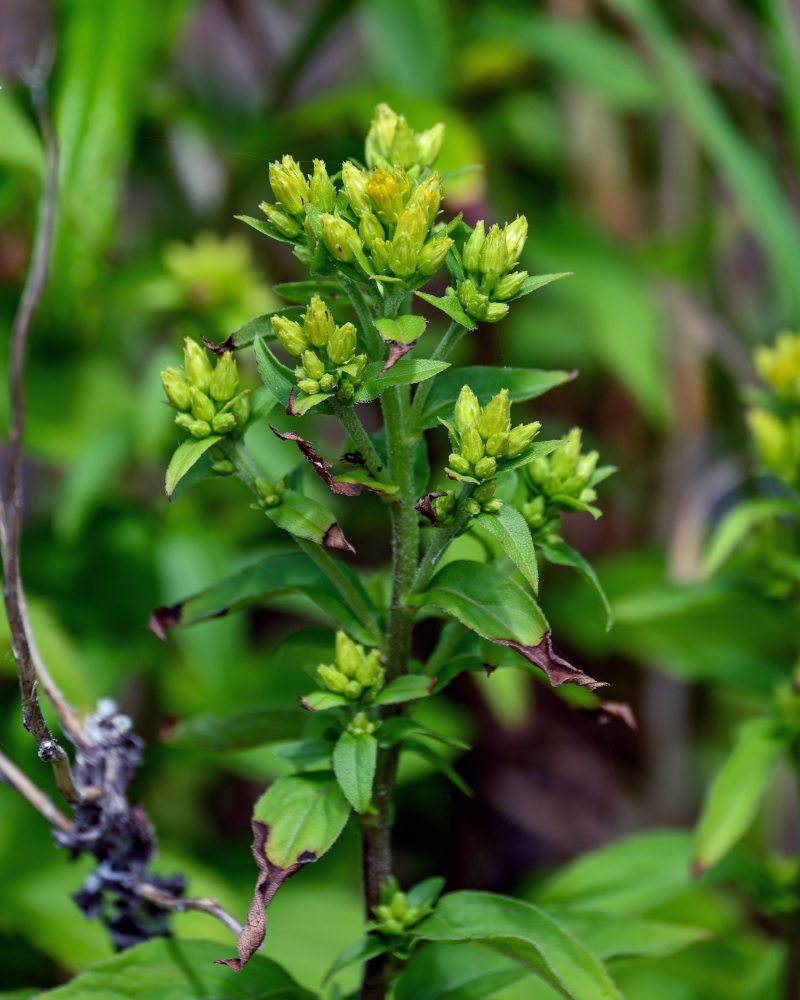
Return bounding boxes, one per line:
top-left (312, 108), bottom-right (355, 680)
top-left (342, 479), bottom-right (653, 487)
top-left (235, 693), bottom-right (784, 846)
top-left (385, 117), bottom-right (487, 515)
top-left (270, 426), bottom-right (371, 496)
top-left (496, 632), bottom-right (608, 692)
top-left (216, 820), bottom-right (312, 971)
top-left (379, 338), bottom-right (418, 374)
top-left (414, 492), bottom-right (447, 524)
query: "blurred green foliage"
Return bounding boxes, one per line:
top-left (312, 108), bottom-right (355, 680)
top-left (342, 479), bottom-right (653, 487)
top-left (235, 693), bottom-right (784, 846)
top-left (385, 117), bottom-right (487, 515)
top-left (3, 0), bottom-right (800, 996)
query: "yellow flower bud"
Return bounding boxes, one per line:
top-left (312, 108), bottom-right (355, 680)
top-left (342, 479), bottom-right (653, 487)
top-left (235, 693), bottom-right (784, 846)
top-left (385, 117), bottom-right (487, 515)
top-left (484, 301), bottom-right (509, 322)
top-left (327, 322), bottom-right (357, 365)
top-left (473, 480), bottom-right (496, 503)
top-left (463, 497), bottom-right (481, 516)
top-left (298, 378), bottom-right (320, 395)
top-left (454, 384), bottom-right (481, 437)
top-left (460, 425), bottom-right (484, 465)
top-left (389, 231), bottom-right (419, 278)
top-left (482, 498), bottom-right (503, 513)
top-left (503, 215), bottom-right (528, 267)
top-left (366, 167), bottom-right (411, 225)
top-left (370, 239), bottom-right (391, 274)
top-left (474, 456), bottom-right (497, 479)
top-left (335, 631), bottom-right (363, 678)
top-left (231, 394), bottom-right (251, 429)
top-left (309, 159), bottom-right (336, 213)
top-left (183, 338), bottom-right (213, 392)
top-left (209, 351), bottom-right (239, 402)
top-left (415, 122), bottom-right (445, 167)
top-left (269, 154), bottom-right (308, 216)
top-left (189, 419), bottom-right (211, 439)
top-left (304, 295), bottom-right (335, 347)
top-left (302, 350), bottom-right (326, 382)
top-left (448, 453), bottom-right (471, 475)
top-left (479, 224), bottom-right (509, 282)
top-left (493, 270), bottom-right (528, 301)
top-left (342, 161), bottom-right (372, 217)
top-left (259, 201), bottom-right (302, 237)
top-left (189, 386), bottom-right (215, 423)
top-left (161, 367), bottom-right (191, 411)
top-left (485, 431), bottom-right (509, 457)
top-left (272, 315), bottom-right (308, 356)
top-left (417, 236), bottom-right (453, 276)
top-left (212, 412), bottom-right (237, 434)
top-left (318, 663), bottom-right (349, 694)
top-left (407, 173), bottom-right (442, 229)
top-left (320, 213), bottom-right (359, 262)
top-left (365, 103), bottom-right (400, 170)
top-left (319, 373), bottom-right (336, 393)
top-left (479, 389), bottom-right (511, 439)
top-left (462, 221), bottom-right (485, 273)
top-left (506, 422), bottom-right (541, 458)
top-left (344, 679), bottom-right (363, 699)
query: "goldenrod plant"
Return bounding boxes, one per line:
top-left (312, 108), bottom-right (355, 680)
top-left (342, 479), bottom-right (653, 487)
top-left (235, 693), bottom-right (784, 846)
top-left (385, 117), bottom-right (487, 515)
top-left (151, 103), bottom-right (621, 998)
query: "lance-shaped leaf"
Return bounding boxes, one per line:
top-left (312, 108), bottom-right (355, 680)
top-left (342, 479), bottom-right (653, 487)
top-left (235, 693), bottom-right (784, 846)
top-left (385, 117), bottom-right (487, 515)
top-left (416, 290), bottom-right (476, 329)
top-left (218, 774), bottom-right (350, 970)
top-left (34, 938), bottom-right (315, 999)
top-left (148, 550), bottom-right (381, 646)
top-left (407, 561), bottom-right (606, 690)
top-left (286, 389), bottom-right (333, 417)
top-left (506, 271), bottom-right (572, 301)
top-left (167, 705), bottom-right (307, 751)
top-left (263, 488), bottom-right (355, 552)
top-left (542, 908), bottom-right (709, 960)
top-left (417, 366), bottom-right (576, 430)
top-left (324, 936), bottom-right (390, 984)
top-left (694, 716), bottom-right (787, 873)
top-left (254, 335), bottom-right (295, 407)
top-left (165, 435), bottom-right (222, 499)
top-left (354, 358), bottom-right (451, 403)
top-left (235, 212), bottom-right (298, 245)
top-left (332, 731), bottom-right (377, 812)
top-left (394, 942), bottom-right (530, 1000)
top-left (703, 497), bottom-right (800, 576)
top-left (412, 891), bottom-right (624, 1000)
top-left (372, 674), bottom-right (434, 705)
top-left (375, 315), bottom-right (428, 372)
top-left (538, 540), bottom-right (613, 631)
top-left (474, 505), bottom-right (538, 593)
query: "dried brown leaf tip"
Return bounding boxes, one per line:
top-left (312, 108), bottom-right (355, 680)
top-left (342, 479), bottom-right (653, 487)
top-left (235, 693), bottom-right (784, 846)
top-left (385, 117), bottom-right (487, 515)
top-left (216, 820), bottom-right (312, 971)
top-left (323, 523), bottom-right (356, 553)
top-left (415, 491), bottom-right (447, 524)
top-left (270, 426), bottom-right (369, 496)
top-left (201, 333), bottom-right (235, 355)
top-left (379, 337), bottom-right (417, 374)
top-left (497, 631), bottom-right (608, 691)
top-left (147, 604), bottom-right (182, 641)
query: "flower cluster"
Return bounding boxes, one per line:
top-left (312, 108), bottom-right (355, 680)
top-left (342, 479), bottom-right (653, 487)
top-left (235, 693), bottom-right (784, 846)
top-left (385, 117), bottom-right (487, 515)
top-left (334, 163), bottom-right (451, 281)
top-left (373, 890), bottom-right (424, 936)
top-left (364, 102), bottom-right (445, 176)
top-left (272, 295), bottom-right (367, 401)
top-left (446, 385), bottom-right (540, 482)
top-left (254, 477), bottom-right (285, 509)
top-left (161, 340), bottom-right (250, 439)
top-left (748, 332), bottom-right (800, 487)
top-left (445, 217), bottom-right (529, 323)
top-left (317, 631), bottom-right (385, 701)
top-left (521, 428), bottom-right (603, 544)
top-left (258, 104), bottom-right (451, 288)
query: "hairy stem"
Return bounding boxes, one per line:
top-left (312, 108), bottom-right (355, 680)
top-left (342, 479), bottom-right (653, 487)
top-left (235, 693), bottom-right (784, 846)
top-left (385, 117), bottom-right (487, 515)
top-left (330, 399), bottom-right (388, 482)
top-left (407, 485), bottom-right (472, 597)
top-left (408, 320), bottom-right (465, 428)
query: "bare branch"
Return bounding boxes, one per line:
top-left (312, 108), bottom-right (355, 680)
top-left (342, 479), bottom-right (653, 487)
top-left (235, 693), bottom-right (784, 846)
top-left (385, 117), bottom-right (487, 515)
top-left (0, 746), bottom-right (72, 833)
top-left (0, 59), bottom-right (82, 802)
top-left (134, 882), bottom-right (243, 938)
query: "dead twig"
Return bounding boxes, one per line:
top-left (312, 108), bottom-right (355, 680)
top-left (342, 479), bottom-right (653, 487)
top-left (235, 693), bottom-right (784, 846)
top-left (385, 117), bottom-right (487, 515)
top-left (0, 746), bottom-right (72, 833)
top-left (0, 55), bottom-right (83, 801)
top-left (134, 882), bottom-right (243, 938)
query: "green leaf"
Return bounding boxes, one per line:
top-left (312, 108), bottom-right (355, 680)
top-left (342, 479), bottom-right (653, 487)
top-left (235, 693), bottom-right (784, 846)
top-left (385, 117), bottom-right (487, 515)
top-left (264, 489), bottom-right (354, 552)
top-left (303, 690), bottom-right (350, 711)
top-left (167, 705), bottom-right (306, 751)
top-left (408, 561), bottom-right (606, 691)
top-left (149, 551), bottom-right (381, 646)
top-left (373, 674), bottom-right (433, 705)
top-left (474, 506), bottom-right (538, 593)
top-left (544, 908), bottom-right (709, 960)
top-left (164, 435), bottom-right (222, 499)
top-left (289, 391), bottom-right (335, 416)
top-left (703, 497), bottom-right (800, 576)
top-left (235, 213), bottom-right (298, 245)
top-left (254, 335), bottom-right (295, 407)
top-left (509, 271), bottom-right (572, 301)
top-left (416, 290), bottom-right (476, 329)
top-left (32, 938), bottom-right (314, 999)
top-left (274, 280), bottom-right (345, 303)
top-left (405, 738), bottom-right (472, 797)
top-left (694, 717), bottom-right (787, 873)
top-left (378, 717), bottom-right (470, 750)
top-left (375, 315), bottom-right (428, 344)
top-left (332, 731), bottom-right (378, 812)
top-left (417, 366), bottom-right (575, 430)
top-left (325, 935), bottom-right (390, 983)
top-left (533, 828), bottom-right (694, 916)
top-left (394, 942), bottom-right (530, 1000)
top-left (413, 891), bottom-right (624, 1000)
top-left (254, 773), bottom-right (350, 869)
top-left (538, 541), bottom-right (613, 631)
top-left (355, 358), bottom-right (451, 402)
top-left (274, 739), bottom-right (335, 769)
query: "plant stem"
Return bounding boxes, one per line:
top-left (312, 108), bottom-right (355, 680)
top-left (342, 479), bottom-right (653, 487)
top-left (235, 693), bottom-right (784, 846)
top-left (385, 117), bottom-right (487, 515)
top-left (330, 398), bottom-right (388, 483)
top-left (407, 485), bottom-right (472, 597)
top-left (346, 289), bottom-right (420, 1000)
top-left (341, 276), bottom-right (386, 359)
top-left (408, 320), bottom-right (465, 428)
